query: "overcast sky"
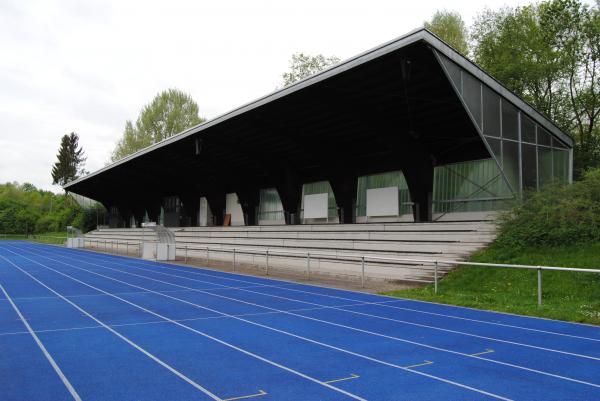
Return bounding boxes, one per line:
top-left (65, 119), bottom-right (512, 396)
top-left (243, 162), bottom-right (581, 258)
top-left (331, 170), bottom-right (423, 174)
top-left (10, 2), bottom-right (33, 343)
top-left (0, 0), bottom-right (535, 192)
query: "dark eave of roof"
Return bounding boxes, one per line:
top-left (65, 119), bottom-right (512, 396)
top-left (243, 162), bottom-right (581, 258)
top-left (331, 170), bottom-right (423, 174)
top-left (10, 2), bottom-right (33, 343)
top-left (65, 28), bottom-right (573, 190)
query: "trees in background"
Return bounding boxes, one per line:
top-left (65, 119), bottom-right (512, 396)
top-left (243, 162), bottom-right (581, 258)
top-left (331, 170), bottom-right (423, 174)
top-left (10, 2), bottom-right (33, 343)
top-left (424, 10), bottom-right (469, 54)
top-left (0, 182), bottom-right (104, 234)
top-left (111, 88), bottom-right (205, 162)
top-left (281, 53), bottom-right (341, 86)
top-left (51, 132), bottom-right (87, 188)
top-left (471, 0), bottom-right (600, 178)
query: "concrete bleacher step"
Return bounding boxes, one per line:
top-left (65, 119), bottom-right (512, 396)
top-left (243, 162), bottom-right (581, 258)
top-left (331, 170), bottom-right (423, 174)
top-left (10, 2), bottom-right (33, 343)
top-left (84, 221), bottom-right (495, 283)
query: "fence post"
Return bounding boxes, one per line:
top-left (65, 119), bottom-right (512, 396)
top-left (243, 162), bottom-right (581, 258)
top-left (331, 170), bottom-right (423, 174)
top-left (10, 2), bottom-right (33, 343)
top-left (126, 241), bottom-right (129, 256)
top-left (139, 241), bottom-right (142, 257)
top-left (434, 260), bottom-right (439, 294)
top-left (206, 247), bottom-right (210, 265)
top-left (185, 245), bottom-right (188, 263)
top-left (537, 267), bottom-right (542, 306)
top-left (233, 248), bottom-right (236, 272)
top-left (307, 252), bottom-right (311, 280)
top-left (361, 256), bottom-right (365, 288)
top-left (266, 250), bottom-right (269, 276)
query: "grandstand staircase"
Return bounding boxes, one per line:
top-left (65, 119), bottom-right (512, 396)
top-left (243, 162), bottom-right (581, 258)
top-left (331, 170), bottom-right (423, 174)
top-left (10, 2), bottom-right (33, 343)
top-left (84, 221), bottom-right (496, 283)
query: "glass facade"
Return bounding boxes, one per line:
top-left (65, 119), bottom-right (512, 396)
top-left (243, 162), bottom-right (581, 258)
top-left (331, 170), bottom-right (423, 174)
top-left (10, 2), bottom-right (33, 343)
top-left (249, 52), bottom-right (572, 224)
top-left (436, 51), bottom-right (572, 202)
top-left (433, 158), bottom-right (513, 214)
top-left (258, 188), bottom-right (284, 222)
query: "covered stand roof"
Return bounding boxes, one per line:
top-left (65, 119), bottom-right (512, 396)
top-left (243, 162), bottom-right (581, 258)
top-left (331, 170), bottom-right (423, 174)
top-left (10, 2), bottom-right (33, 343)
top-left (65, 28), bottom-right (572, 220)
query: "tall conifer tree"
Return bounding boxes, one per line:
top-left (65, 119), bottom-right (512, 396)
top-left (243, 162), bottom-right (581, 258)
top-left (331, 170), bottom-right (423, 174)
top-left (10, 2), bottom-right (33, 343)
top-left (51, 132), bottom-right (86, 188)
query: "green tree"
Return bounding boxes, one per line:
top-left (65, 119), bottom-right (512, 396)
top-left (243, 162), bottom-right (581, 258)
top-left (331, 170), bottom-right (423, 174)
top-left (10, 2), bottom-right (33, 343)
top-left (472, 0), bottom-right (600, 177)
top-left (281, 53), bottom-right (341, 87)
top-left (425, 10), bottom-right (470, 55)
top-left (51, 132), bottom-right (87, 188)
top-left (111, 88), bottom-right (205, 162)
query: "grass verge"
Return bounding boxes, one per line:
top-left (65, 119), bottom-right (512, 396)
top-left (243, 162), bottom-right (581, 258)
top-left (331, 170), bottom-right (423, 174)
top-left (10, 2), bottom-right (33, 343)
top-left (0, 232), bottom-right (67, 245)
top-left (382, 243), bottom-right (600, 325)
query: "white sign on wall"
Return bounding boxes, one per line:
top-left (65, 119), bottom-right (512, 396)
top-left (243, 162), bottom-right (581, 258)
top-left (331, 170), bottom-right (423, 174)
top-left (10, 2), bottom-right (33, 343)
top-left (303, 193), bottom-right (329, 219)
top-left (366, 187), bottom-right (399, 217)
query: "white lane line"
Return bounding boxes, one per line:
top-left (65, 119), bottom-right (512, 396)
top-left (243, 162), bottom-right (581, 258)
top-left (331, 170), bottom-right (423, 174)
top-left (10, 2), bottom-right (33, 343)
top-left (0, 301), bottom-right (381, 337)
top-left (0, 255), bottom-right (222, 401)
top-left (21, 245), bottom-right (600, 391)
top-left (4, 248), bottom-right (368, 401)
top-left (0, 283), bottom-right (281, 303)
top-left (12, 245), bottom-right (513, 401)
top-left (0, 282), bottom-right (82, 401)
top-left (53, 244), bottom-right (600, 343)
top-left (50, 246), bottom-right (600, 362)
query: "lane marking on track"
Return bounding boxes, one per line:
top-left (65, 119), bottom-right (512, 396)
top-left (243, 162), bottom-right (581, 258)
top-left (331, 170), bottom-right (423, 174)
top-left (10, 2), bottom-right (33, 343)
top-left (0, 254), bottom-right (223, 401)
top-left (3, 247), bottom-right (368, 401)
top-left (404, 361), bottom-right (434, 369)
top-left (51, 244), bottom-right (600, 344)
top-left (0, 282), bottom-right (82, 401)
top-left (71, 250), bottom-right (600, 342)
top-left (472, 349), bottom-right (495, 357)
top-left (0, 301), bottom-right (382, 337)
top-left (19, 243), bottom-right (600, 391)
top-left (324, 373), bottom-right (360, 384)
top-left (47, 245), bottom-right (600, 363)
top-left (11, 244), bottom-right (514, 401)
top-left (222, 390), bottom-right (267, 401)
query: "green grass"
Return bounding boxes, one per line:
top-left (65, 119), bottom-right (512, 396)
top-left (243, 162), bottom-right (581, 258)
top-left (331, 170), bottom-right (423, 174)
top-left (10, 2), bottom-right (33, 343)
top-left (0, 232), bottom-right (67, 245)
top-left (382, 243), bottom-right (600, 325)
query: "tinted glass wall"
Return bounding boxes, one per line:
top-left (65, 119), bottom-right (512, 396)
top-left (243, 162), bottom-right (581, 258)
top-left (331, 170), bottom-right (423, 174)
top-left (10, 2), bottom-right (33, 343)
top-left (437, 52), bottom-right (571, 201)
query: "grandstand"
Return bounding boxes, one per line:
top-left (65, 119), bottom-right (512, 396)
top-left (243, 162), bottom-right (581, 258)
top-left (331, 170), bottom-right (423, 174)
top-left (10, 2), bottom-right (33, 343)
top-left (64, 28), bottom-right (572, 283)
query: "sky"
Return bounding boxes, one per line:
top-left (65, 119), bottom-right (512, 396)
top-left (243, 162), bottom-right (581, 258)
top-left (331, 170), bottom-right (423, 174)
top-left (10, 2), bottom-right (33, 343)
top-left (0, 0), bottom-right (535, 192)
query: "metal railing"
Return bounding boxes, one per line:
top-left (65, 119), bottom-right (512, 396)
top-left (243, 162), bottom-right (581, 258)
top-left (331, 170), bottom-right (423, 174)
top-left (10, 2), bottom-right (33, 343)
top-left (76, 238), bottom-right (600, 306)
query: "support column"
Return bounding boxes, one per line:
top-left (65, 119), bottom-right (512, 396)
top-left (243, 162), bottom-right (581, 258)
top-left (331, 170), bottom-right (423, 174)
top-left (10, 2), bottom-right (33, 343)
top-left (237, 188), bottom-right (260, 226)
top-left (179, 193), bottom-right (200, 227)
top-left (330, 176), bottom-right (358, 224)
top-left (403, 160), bottom-right (434, 222)
top-left (146, 199), bottom-right (162, 224)
top-left (275, 168), bottom-right (301, 224)
top-left (206, 194), bottom-right (225, 226)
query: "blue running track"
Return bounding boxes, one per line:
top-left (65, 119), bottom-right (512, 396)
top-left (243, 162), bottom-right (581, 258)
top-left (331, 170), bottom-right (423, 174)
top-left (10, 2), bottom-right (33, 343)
top-left (1, 241), bottom-right (599, 400)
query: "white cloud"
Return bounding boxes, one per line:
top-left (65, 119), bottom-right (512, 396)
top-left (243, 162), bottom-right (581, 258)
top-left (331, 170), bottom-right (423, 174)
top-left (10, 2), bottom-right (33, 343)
top-left (0, 0), bottom-right (538, 192)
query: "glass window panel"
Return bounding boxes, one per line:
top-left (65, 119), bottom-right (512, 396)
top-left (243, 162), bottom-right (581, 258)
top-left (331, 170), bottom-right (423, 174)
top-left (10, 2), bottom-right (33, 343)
top-left (484, 136), bottom-right (502, 166)
top-left (521, 115), bottom-right (536, 144)
top-left (522, 143), bottom-right (537, 189)
top-left (463, 72), bottom-right (482, 129)
top-left (502, 140), bottom-right (520, 192)
top-left (259, 188), bottom-right (284, 221)
top-left (482, 85), bottom-right (500, 137)
top-left (502, 100), bottom-right (519, 140)
top-left (433, 158), bottom-right (512, 214)
top-left (538, 127), bottom-right (552, 146)
top-left (552, 138), bottom-right (568, 149)
top-left (553, 149), bottom-right (569, 183)
top-left (440, 55), bottom-right (462, 94)
top-left (538, 146), bottom-right (553, 187)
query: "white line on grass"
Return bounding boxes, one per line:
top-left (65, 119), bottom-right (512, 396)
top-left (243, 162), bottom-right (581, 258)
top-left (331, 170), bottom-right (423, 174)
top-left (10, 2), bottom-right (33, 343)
top-left (0, 282), bottom-right (82, 401)
top-left (0, 254), bottom-right (223, 401)
top-left (2, 248), bottom-right (368, 401)
top-left (18, 243), bottom-right (600, 392)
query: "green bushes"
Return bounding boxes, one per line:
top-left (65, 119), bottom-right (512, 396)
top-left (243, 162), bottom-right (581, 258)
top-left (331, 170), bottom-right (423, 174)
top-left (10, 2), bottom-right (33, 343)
top-left (496, 167), bottom-right (600, 248)
top-left (0, 182), bottom-right (105, 234)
